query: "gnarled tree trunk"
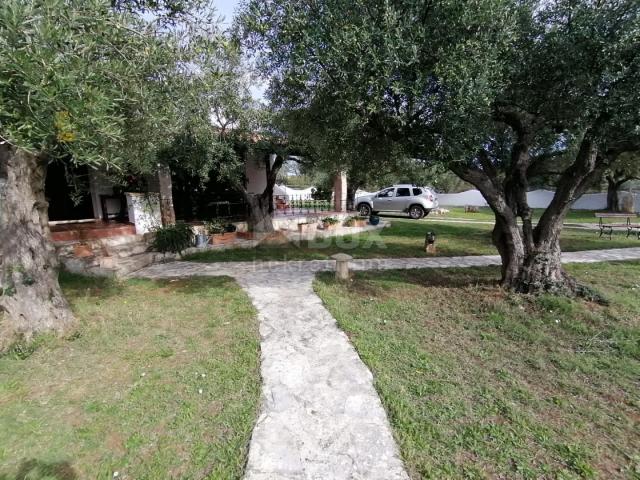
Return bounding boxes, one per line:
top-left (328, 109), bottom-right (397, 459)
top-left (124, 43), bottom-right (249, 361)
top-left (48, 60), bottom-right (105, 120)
top-left (491, 216), bottom-right (525, 287)
top-left (245, 193), bottom-right (275, 233)
top-left (606, 178), bottom-right (621, 211)
top-left (451, 118), bottom-right (607, 298)
top-left (241, 153), bottom-right (284, 233)
top-left (0, 144), bottom-right (76, 350)
top-left (490, 211), bottom-right (578, 295)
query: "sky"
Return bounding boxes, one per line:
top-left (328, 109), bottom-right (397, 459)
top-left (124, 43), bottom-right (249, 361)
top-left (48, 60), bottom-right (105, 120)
top-left (213, 0), bottom-right (267, 100)
top-left (213, 0), bottom-right (240, 27)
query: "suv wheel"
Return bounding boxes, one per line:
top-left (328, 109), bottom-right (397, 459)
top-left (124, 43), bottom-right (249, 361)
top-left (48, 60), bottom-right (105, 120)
top-left (409, 204), bottom-right (425, 219)
top-left (358, 203), bottom-right (372, 216)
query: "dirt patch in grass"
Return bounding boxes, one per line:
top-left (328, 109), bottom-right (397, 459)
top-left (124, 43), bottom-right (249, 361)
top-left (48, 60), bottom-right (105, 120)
top-left (315, 262), bottom-right (640, 479)
top-left (0, 273), bottom-right (260, 480)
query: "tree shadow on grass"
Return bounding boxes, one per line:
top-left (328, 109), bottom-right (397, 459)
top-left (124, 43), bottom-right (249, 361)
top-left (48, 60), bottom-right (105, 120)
top-left (318, 266), bottom-right (502, 291)
top-left (0, 459), bottom-right (78, 480)
top-left (58, 270), bottom-right (124, 301)
top-left (151, 275), bottom-right (239, 295)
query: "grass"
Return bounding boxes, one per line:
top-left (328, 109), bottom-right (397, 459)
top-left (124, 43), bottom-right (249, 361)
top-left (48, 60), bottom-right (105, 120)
top-left (314, 262), bottom-right (640, 479)
top-left (442, 207), bottom-right (618, 224)
top-left (185, 218), bottom-right (640, 263)
top-left (0, 272), bottom-right (260, 480)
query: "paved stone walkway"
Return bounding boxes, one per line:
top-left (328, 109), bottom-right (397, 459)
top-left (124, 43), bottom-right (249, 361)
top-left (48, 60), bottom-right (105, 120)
top-left (133, 247), bottom-right (640, 479)
top-left (135, 247), bottom-right (640, 279)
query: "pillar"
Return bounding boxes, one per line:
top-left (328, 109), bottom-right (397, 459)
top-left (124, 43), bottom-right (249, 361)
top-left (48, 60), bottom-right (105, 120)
top-left (333, 171), bottom-right (347, 212)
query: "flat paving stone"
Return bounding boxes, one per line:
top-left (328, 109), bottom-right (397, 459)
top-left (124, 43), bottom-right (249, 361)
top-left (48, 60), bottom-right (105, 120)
top-left (236, 272), bottom-right (409, 480)
top-left (131, 247), bottom-right (640, 479)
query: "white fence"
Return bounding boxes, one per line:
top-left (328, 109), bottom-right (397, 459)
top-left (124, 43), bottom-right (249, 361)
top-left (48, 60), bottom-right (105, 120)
top-left (437, 189), bottom-right (639, 211)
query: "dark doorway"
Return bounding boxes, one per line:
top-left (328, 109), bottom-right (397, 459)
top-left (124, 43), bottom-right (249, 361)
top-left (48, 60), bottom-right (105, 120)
top-left (46, 161), bottom-right (94, 221)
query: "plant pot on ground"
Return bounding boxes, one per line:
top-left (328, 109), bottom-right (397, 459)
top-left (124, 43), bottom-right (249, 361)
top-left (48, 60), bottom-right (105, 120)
top-left (343, 215), bottom-right (368, 228)
top-left (205, 219), bottom-right (239, 245)
top-left (321, 216), bottom-right (340, 230)
top-left (369, 215), bottom-right (380, 226)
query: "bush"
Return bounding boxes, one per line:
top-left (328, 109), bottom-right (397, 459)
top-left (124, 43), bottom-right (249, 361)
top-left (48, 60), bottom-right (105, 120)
top-left (344, 215), bottom-right (368, 226)
top-left (321, 216), bottom-right (339, 225)
top-left (204, 219), bottom-right (225, 235)
top-left (152, 222), bottom-right (194, 254)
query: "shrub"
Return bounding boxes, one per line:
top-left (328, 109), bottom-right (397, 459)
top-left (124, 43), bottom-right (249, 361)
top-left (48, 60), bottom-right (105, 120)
top-left (344, 215), bottom-right (368, 226)
top-left (152, 222), bottom-right (194, 254)
top-left (321, 216), bottom-right (339, 225)
top-left (204, 219), bottom-right (225, 235)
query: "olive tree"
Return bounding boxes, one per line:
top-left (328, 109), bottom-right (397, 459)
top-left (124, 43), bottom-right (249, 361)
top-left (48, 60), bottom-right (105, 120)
top-left (0, 0), bottom-right (230, 347)
top-left (240, 0), bottom-right (640, 296)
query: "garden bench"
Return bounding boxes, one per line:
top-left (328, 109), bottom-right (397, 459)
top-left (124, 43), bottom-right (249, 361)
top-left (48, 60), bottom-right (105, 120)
top-left (595, 212), bottom-right (640, 239)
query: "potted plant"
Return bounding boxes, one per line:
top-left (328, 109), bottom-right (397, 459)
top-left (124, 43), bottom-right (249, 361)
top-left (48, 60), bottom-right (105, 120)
top-left (152, 222), bottom-right (194, 257)
top-left (321, 216), bottom-right (340, 230)
top-left (344, 215), bottom-right (368, 228)
top-left (206, 219), bottom-right (238, 245)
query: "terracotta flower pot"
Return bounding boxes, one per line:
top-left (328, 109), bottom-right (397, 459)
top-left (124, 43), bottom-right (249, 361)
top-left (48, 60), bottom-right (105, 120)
top-left (209, 232), bottom-right (238, 245)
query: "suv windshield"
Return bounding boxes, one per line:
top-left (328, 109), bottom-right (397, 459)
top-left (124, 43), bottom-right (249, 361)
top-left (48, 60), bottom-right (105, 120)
top-left (378, 188), bottom-right (394, 198)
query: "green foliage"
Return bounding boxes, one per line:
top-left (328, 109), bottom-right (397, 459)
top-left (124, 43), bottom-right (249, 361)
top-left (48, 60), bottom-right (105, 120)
top-left (321, 216), bottom-right (339, 225)
top-left (343, 215), bottom-right (368, 226)
top-left (240, 0), bottom-right (640, 256)
top-left (0, 0), bottom-right (241, 177)
top-left (204, 219), bottom-right (225, 235)
top-left (1, 334), bottom-right (50, 360)
top-left (151, 222), bottom-right (193, 254)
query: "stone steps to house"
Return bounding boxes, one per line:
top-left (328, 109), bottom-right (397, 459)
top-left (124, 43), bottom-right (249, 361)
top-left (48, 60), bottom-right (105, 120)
top-left (105, 241), bottom-right (150, 258)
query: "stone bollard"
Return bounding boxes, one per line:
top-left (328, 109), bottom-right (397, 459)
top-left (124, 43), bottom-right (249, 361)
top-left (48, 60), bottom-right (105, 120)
top-left (331, 253), bottom-right (353, 281)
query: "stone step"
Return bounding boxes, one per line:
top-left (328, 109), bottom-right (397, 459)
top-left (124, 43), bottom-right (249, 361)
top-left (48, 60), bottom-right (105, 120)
top-left (105, 242), bottom-right (150, 258)
top-left (112, 252), bottom-right (161, 276)
top-left (100, 234), bottom-right (147, 247)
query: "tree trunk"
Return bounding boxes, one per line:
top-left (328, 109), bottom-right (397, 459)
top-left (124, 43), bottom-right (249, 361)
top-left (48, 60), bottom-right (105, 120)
top-left (346, 182), bottom-right (360, 211)
top-left (513, 232), bottom-right (577, 296)
top-left (0, 145), bottom-right (76, 350)
top-left (242, 153), bottom-right (284, 233)
top-left (157, 163), bottom-right (176, 226)
top-left (491, 216), bottom-right (525, 286)
top-left (606, 178), bottom-right (621, 212)
top-left (246, 193), bottom-right (275, 233)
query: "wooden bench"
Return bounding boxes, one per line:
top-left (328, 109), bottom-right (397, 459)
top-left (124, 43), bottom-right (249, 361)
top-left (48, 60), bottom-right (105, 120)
top-left (595, 213), bottom-right (640, 239)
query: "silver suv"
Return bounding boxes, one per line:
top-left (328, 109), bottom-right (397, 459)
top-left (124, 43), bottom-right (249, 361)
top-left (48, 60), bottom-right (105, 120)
top-left (355, 185), bottom-right (438, 219)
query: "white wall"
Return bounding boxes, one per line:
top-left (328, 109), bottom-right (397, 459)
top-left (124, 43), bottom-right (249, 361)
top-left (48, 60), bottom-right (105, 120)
top-left (437, 189), bottom-right (488, 207)
top-left (245, 154), bottom-right (278, 194)
top-left (438, 188), bottom-right (639, 211)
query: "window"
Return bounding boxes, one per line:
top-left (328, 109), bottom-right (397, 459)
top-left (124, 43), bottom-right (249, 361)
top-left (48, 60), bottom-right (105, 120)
top-left (377, 188), bottom-right (395, 198)
top-left (396, 188), bottom-right (411, 197)
top-left (412, 188), bottom-right (422, 196)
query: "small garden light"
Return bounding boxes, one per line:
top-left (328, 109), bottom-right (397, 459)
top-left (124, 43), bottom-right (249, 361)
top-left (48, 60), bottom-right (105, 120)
top-left (424, 231), bottom-right (437, 254)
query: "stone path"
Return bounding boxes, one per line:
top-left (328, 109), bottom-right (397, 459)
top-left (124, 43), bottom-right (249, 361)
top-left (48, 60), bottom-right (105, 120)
top-left (236, 272), bottom-right (408, 479)
top-left (135, 247), bottom-right (640, 279)
top-left (133, 247), bottom-right (640, 479)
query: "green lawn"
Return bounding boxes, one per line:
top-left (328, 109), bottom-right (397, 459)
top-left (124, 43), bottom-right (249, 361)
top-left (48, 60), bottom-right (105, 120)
top-left (442, 207), bottom-right (609, 224)
top-left (185, 218), bottom-right (640, 263)
top-left (314, 262), bottom-right (640, 479)
top-left (0, 273), bottom-right (260, 480)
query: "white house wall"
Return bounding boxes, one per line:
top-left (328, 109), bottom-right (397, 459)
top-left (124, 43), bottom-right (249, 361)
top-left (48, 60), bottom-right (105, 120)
top-left (245, 154), bottom-right (278, 194)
